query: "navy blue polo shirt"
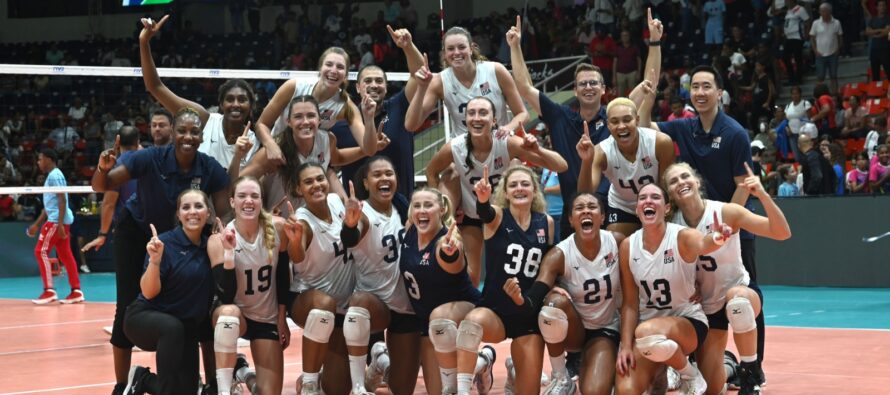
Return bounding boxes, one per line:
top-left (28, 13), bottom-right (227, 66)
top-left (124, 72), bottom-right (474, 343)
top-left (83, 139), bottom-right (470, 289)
top-left (119, 145), bottom-right (229, 235)
top-left (138, 227), bottom-right (213, 319)
top-left (538, 91), bottom-right (611, 202)
top-left (657, 111), bottom-right (755, 239)
top-left (113, 150), bottom-right (138, 225)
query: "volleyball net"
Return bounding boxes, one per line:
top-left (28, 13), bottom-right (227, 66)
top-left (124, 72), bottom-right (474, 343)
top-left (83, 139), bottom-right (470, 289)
top-left (0, 63), bottom-right (449, 199)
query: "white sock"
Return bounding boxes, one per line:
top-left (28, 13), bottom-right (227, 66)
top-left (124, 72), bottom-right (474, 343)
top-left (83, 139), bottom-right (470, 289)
top-left (440, 367), bottom-right (457, 390)
top-left (550, 354), bottom-right (567, 377)
top-left (303, 371), bottom-right (319, 384)
top-left (457, 372), bottom-right (473, 394)
top-left (677, 360), bottom-right (697, 378)
top-left (740, 354), bottom-right (758, 363)
top-left (348, 354), bottom-right (367, 389)
top-left (216, 368), bottom-right (233, 395)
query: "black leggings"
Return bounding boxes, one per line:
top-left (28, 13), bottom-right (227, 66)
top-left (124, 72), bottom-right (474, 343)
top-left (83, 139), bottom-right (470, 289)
top-left (870, 51), bottom-right (890, 82)
top-left (125, 300), bottom-right (202, 395)
top-left (741, 238), bottom-right (765, 363)
top-left (111, 211), bottom-right (151, 349)
top-left (783, 39), bottom-right (804, 84)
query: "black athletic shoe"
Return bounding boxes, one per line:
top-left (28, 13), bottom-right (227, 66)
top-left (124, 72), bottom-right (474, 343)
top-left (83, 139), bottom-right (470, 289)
top-left (234, 353), bottom-right (250, 383)
top-left (123, 366), bottom-right (150, 395)
top-left (111, 382), bottom-right (126, 395)
top-left (565, 351), bottom-right (582, 380)
top-left (737, 361), bottom-right (764, 395)
top-left (724, 350), bottom-right (739, 383)
top-left (201, 382), bottom-right (218, 395)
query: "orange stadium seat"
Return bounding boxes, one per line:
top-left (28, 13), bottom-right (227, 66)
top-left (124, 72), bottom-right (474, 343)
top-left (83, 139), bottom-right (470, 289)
top-left (842, 83), bottom-right (865, 98)
top-left (866, 80), bottom-right (889, 98)
top-left (867, 98), bottom-right (890, 115)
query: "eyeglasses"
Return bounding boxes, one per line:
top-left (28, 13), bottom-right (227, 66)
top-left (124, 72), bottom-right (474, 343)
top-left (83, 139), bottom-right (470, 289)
top-left (577, 80), bottom-right (603, 88)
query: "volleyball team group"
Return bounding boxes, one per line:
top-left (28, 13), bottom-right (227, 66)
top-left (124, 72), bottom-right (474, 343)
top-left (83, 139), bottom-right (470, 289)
top-left (94, 8), bottom-right (792, 395)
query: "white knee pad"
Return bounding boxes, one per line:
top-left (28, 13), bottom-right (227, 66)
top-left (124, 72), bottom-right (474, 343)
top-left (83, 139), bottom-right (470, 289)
top-left (214, 315), bottom-right (240, 354)
top-left (635, 334), bottom-right (678, 363)
top-left (538, 306), bottom-right (569, 344)
top-left (303, 308), bottom-right (335, 344)
top-left (343, 306), bottom-right (371, 347)
top-left (428, 318), bottom-right (458, 353)
top-left (726, 296), bottom-right (757, 334)
top-left (456, 320), bottom-right (483, 353)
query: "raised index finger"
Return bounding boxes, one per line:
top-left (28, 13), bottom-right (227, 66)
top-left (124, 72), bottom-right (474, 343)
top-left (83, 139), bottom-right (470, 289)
top-left (515, 15), bottom-right (521, 31)
top-left (423, 52), bottom-right (429, 69)
top-left (386, 24), bottom-right (396, 39)
top-left (482, 165), bottom-right (489, 181)
top-left (647, 8), bottom-right (652, 24)
top-left (446, 221), bottom-right (456, 239)
top-left (348, 180), bottom-right (356, 198)
top-left (743, 162), bottom-right (755, 177)
top-left (156, 14), bottom-right (170, 29)
top-left (713, 211), bottom-right (720, 228)
top-left (150, 223), bottom-right (158, 238)
top-left (583, 120), bottom-right (589, 135)
top-left (243, 121), bottom-right (251, 137)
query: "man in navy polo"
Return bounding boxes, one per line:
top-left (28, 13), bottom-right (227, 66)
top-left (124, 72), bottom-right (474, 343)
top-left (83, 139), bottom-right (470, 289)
top-left (641, 65), bottom-right (765, 381)
top-left (91, 110), bottom-right (230, 394)
top-left (509, 12), bottom-right (663, 238)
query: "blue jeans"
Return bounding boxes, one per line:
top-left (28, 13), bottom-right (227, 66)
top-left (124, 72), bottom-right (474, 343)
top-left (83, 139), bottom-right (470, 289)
top-left (815, 54), bottom-right (839, 81)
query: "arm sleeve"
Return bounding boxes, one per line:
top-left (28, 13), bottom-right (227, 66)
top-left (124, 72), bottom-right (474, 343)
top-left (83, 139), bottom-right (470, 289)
top-left (276, 253), bottom-right (292, 306)
top-left (212, 265), bottom-right (237, 304)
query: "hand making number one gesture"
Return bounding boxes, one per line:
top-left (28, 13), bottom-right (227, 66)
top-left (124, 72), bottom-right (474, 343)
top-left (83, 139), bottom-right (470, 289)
top-left (98, 135), bottom-right (121, 172)
top-left (576, 121), bottom-right (594, 162)
top-left (474, 165), bottom-right (492, 204)
top-left (441, 221), bottom-right (459, 256)
top-left (146, 224), bottom-right (164, 265)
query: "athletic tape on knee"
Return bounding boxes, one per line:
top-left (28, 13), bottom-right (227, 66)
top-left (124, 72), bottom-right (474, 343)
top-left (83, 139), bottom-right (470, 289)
top-left (343, 306), bottom-right (371, 347)
top-left (538, 306), bottom-right (569, 344)
top-left (214, 315), bottom-right (240, 354)
top-left (428, 318), bottom-right (458, 353)
top-left (303, 309), bottom-right (335, 344)
top-left (635, 334), bottom-right (678, 363)
top-left (456, 320), bottom-right (483, 353)
top-left (726, 296), bottom-right (757, 333)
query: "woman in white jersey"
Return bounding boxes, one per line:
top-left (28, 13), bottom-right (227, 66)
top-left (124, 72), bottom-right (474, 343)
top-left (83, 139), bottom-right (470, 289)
top-left (425, 97), bottom-right (567, 286)
top-left (664, 162), bottom-right (790, 395)
top-left (339, 156), bottom-right (421, 395)
top-left (614, 183), bottom-right (731, 395)
top-left (207, 176), bottom-right (298, 395)
top-left (237, 96), bottom-right (365, 218)
top-left (526, 192), bottom-right (625, 395)
top-left (285, 162), bottom-right (358, 395)
top-left (256, 46), bottom-right (367, 165)
top-left (404, 26), bottom-right (528, 136)
top-left (579, 98), bottom-right (675, 237)
top-left (138, 15), bottom-right (259, 169)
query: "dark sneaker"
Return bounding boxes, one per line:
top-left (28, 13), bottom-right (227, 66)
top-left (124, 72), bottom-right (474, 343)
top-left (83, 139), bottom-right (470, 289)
top-left (737, 361), bottom-right (764, 395)
top-left (123, 366), bottom-right (150, 395)
top-left (111, 382), bottom-right (126, 395)
top-left (233, 353), bottom-right (250, 383)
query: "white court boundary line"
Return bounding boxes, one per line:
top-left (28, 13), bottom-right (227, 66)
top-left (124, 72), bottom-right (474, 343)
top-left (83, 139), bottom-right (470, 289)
top-left (0, 318), bottom-right (111, 330)
top-left (0, 342), bottom-right (107, 357)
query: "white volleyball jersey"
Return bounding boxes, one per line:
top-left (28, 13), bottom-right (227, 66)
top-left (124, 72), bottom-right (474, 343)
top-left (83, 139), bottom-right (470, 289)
top-left (628, 223), bottom-right (707, 325)
top-left (198, 113), bottom-right (259, 169)
top-left (556, 232), bottom-right (621, 331)
top-left (228, 220), bottom-right (280, 324)
top-left (601, 127), bottom-right (660, 214)
top-left (261, 131), bottom-right (331, 218)
top-left (271, 81), bottom-right (347, 138)
top-left (450, 135), bottom-right (511, 219)
top-left (671, 200), bottom-right (749, 315)
top-left (291, 194), bottom-right (356, 313)
top-left (354, 204), bottom-right (413, 314)
top-left (440, 61), bottom-right (509, 136)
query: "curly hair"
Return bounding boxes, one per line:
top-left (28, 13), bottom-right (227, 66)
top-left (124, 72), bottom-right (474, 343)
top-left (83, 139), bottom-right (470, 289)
top-left (492, 165), bottom-right (547, 214)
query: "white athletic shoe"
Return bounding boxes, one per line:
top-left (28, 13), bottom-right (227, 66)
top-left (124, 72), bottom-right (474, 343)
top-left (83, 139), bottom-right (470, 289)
top-left (365, 341), bottom-right (389, 390)
top-left (504, 357), bottom-right (516, 395)
top-left (678, 367), bottom-right (707, 395)
top-left (474, 345), bottom-right (496, 395)
top-left (667, 366), bottom-right (681, 390)
top-left (542, 370), bottom-right (575, 395)
top-left (301, 380), bottom-right (323, 395)
top-left (351, 383), bottom-right (375, 395)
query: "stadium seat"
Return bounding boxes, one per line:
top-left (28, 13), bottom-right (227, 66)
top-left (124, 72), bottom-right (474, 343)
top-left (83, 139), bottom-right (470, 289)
top-left (866, 80), bottom-right (889, 98)
top-left (867, 98), bottom-right (890, 115)
top-left (842, 83), bottom-right (865, 98)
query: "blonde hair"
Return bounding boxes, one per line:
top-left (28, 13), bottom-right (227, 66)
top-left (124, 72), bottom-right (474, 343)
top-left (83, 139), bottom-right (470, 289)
top-left (493, 165), bottom-right (547, 214)
top-left (660, 162), bottom-right (707, 215)
top-left (605, 97), bottom-right (638, 117)
top-left (410, 187), bottom-right (456, 229)
top-left (317, 47), bottom-right (355, 123)
top-left (232, 176), bottom-right (277, 263)
top-left (440, 26), bottom-right (487, 69)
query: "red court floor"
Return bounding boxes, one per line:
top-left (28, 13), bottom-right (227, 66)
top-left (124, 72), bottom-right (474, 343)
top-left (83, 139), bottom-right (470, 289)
top-left (1, 300), bottom-right (888, 394)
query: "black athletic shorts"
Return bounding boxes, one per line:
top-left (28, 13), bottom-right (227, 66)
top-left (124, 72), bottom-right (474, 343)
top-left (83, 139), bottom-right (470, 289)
top-left (389, 310), bottom-right (422, 334)
top-left (459, 215), bottom-right (484, 228)
top-left (494, 310), bottom-right (540, 339)
top-left (242, 317), bottom-right (280, 341)
top-left (584, 327), bottom-right (621, 345)
top-left (684, 317), bottom-right (709, 351)
top-left (606, 203), bottom-right (641, 227)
